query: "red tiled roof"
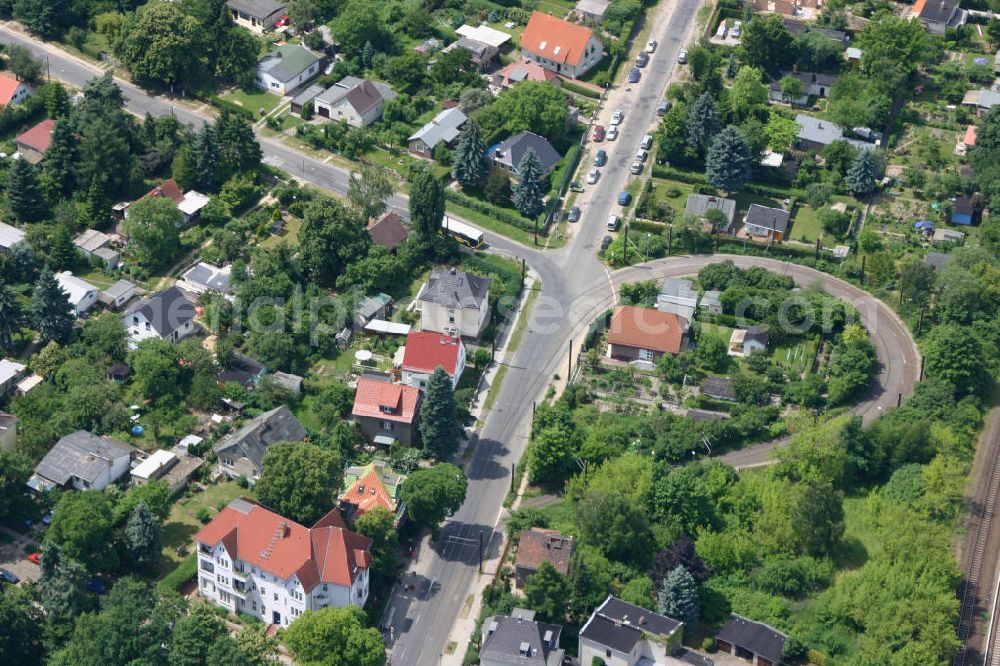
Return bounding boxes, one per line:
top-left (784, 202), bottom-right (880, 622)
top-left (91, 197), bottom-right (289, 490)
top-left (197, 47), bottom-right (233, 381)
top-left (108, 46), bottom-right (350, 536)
top-left (520, 11), bottom-right (595, 67)
top-left (912, 0), bottom-right (927, 17)
top-left (402, 331), bottom-right (463, 375)
top-left (341, 468), bottom-right (397, 516)
top-left (0, 73), bottom-right (23, 105)
top-left (495, 60), bottom-right (560, 86)
top-left (16, 119), bottom-right (55, 154)
top-left (964, 125), bottom-right (977, 147)
top-left (607, 305), bottom-right (684, 354)
top-left (516, 528), bottom-right (574, 575)
top-left (367, 211), bottom-right (409, 250)
top-left (352, 377), bottom-right (420, 424)
top-left (193, 498), bottom-right (371, 592)
top-left (141, 178), bottom-right (184, 204)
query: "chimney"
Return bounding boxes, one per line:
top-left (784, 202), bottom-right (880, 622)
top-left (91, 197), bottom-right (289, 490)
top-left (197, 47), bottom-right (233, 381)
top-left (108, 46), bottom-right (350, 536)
top-left (450, 266), bottom-right (457, 275)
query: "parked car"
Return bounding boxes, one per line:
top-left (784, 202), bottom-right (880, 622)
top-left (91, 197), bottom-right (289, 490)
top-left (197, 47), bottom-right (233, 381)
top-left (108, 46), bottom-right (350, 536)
top-left (86, 579), bottom-right (108, 595)
top-left (715, 22), bottom-right (728, 39)
top-left (41, 510), bottom-right (53, 526)
top-left (618, 191), bottom-right (632, 206)
top-left (570, 180), bottom-right (585, 193)
top-left (607, 215), bottom-right (620, 231)
top-left (731, 20), bottom-right (742, 38)
top-left (27, 552), bottom-right (41, 565)
top-left (630, 161), bottom-right (643, 175)
top-left (567, 206), bottom-right (581, 222)
top-left (646, 39), bottom-right (657, 53)
top-left (586, 168), bottom-right (600, 184)
top-left (635, 148), bottom-right (648, 162)
top-left (636, 52), bottom-right (649, 68)
top-left (594, 149), bottom-right (608, 166)
top-left (628, 67), bottom-right (641, 83)
top-left (593, 125), bottom-right (605, 141)
top-left (641, 134), bottom-right (654, 150)
top-left (0, 569), bottom-right (19, 584)
top-left (611, 109), bottom-right (624, 125)
top-left (601, 236), bottom-right (612, 250)
top-left (657, 100), bottom-right (671, 116)
top-left (678, 49), bottom-right (688, 64)
top-left (607, 126), bottom-right (619, 141)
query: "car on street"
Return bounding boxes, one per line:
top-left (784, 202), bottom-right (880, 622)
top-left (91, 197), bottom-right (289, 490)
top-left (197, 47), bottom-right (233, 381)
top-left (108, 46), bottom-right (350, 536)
top-left (567, 206), bottom-right (581, 222)
top-left (593, 125), bottom-right (605, 141)
top-left (657, 100), bottom-right (671, 116)
top-left (678, 49), bottom-right (688, 64)
top-left (641, 134), bottom-right (654, 150)
top-left (628, 67), bottom-right (641, 83)
top-left (594, 149), bottom-right (607, 166)
top-left (610, 109), bottom-right (624, 125)
top-left (646, 39), bottom-right (657, 53)
top-left (27, 552), bottom-right (41, 565)
top-left (570, 180), bottom-right (584, 193)
top-left (636, 52), bottom-right (649, 67)
top-left (630, 161), bottom-right (643, 175)
top-left (618, 191), bottom-right (632, 206)
top-left (601, 235), bottom-right (612, 250)
top-left (0, 569), bottom-right (19, 584)
top-left (732, 20), bottom-right (742, 38)
top-left (635, 148), bottom-right (649, 162)
top-left (607, 215), bottom-right (620, 231)
top-left (607, 126), bottom-right (619, 141)
top-left (586, 168), bottom-right (600, 184)
top-left (86, 579), bottom-right (108, 595)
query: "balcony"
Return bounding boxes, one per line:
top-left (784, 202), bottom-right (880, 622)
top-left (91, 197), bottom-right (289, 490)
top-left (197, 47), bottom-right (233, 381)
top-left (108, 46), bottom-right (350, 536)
top-left (230, 582), bottom-right (250, 598)
top-left (230, 567), bottom-right (249, 582)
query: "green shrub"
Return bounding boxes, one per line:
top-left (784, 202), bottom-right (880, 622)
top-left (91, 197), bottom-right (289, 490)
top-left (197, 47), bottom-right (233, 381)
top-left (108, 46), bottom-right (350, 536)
top-left (196, 507), bottom-right (212, 523)
top-left (702, 637), bottom-right (716, 652)
top-left (156, 553), bottom-right (197, 592)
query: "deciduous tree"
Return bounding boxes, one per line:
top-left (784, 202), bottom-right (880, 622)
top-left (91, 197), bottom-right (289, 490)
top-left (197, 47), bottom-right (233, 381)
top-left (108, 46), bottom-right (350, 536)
top-left (47, 490), bottom-right (118, 571)
top-left (256, 442), bottom-right (342, 525)
top-left (121, 196), bottom-right (182, 269)
top-left (283, 606), bottom-right (386, 666)
top-left (400, 463), bottom-right (467, 533)
top-left (524, 561), bottom-right (569, 623)
top-left (115, 1), bottom-right (206, 87)
top-left (347, 166), bottom-right (393, 222)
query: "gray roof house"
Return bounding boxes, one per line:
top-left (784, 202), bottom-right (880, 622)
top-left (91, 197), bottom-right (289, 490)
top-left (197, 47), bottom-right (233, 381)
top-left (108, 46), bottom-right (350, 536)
top-left (255, 44), bottom-right (321, 95)
top-left (579, 596), bottom-right (683, 666)
top-left (700, 289), bottom-right (722, 314)
top-left (179, 262), bottom-right (233, 298)
top-left (744, 204), bottom-right (791, 240)
top-left (29, 431), bottom-right (135, 493)
top-left (354, 292), bottom-right (392, 328)
top-left (100, 279), bottom-right (141, 309)
top-left (685, 193), bottom-right (737, 232)
top-left (715, 614), bottom-right (788, 666)
top-left (963, 89), bottom-right (1000, 117)
top-left (575, 0), bottom-right (611, 22)
top-left (914, 0), bottom-right (966, 35)
top-left (227, 0), bottom-right (286, 34)
top-left (313, 77), bottom-right (397, 127)
top-left (480, 608), bottom-right (564, 666)
top-left (796, 114), bottom-right (875, 152)
top-left (214, 405), bottom-right (307, 483)
top-left (408, 107), bottom-right (468, 157)
top-left (0, 221), bottom-right (25, 251)
top-left (657, 278), bottom-right (699, 324)
top-left (418, 267), bottom-right (492, 337)
top-left (269, 371), bottom-right (304, 397)
top-left (123, 286), bottom-right (198, 348)
top-left (492, 131), bottom-right (562, 177)
top-left (701, 376), bottom-right (737, 401)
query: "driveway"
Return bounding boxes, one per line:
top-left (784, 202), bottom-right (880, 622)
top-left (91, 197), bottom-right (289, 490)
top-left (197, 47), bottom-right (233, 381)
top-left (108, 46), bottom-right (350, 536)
top-left (0, 525), bottom-right (41, 584)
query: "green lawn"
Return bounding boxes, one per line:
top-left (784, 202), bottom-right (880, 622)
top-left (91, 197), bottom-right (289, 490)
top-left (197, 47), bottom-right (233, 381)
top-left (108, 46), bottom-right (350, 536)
top-left (771, 337), bottom-right (819, 375)
top-left (789, 204), bottom-right (823, 243)
top-left (260, 214), bottom-right (302, 248)
top-left (155, 481), bottom-right (249, 579)
top-left (699, 322), bottom-right (734, 345)
top-left (445, 200), bottom-right (538, 247)
top-left (223, 88), bottom-right (283, 116)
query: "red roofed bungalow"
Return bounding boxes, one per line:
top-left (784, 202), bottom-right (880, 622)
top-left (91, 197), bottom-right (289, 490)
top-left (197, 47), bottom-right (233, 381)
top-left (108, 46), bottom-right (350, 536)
top-left (400, 330), bottom-right (467, 389)
top-left (16, 119), bottom-right (55, 165)
top-left (606, 305), bottom-right (686, 362)
top-left (352, 376), bottom-right (422, 446)
top-left (141, 178), bottom-right (185, 205)
top-left (0, 72), bottom-right (32, 107)
top-left (194, 497), bottom-right (372, 627)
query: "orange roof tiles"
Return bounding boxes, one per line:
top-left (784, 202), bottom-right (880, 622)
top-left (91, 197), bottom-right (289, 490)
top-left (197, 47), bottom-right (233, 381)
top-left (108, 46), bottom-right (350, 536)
top-left (912, 0), bottom-right (928, 16)
top-left (520, 11), bottom-right (595, 67)
top-left (402, 331), bottom-right (462, 375)
top-left (607, 305), bottom-right (684, 354)
top-left (0, 73), bottom-right (23, 106)
top-left (194, 498), bottom-right (371, 592)
top-left (965, 125), bottom-right (977, 146)
top-left (341, 468), bottom-right (397, 516)
top-left (141, 178), bottom-right (184, 204)
top-left (16, 119), bottom-right (55, 154)
top-left (516, 528), bottom-right (574, 575)
top-left (352, 377), bottom-right (421, 424)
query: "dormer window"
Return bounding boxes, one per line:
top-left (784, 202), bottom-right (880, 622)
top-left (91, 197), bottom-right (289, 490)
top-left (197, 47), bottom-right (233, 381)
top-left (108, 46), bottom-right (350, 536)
top-left (379, 404), bottom-right (396, 414)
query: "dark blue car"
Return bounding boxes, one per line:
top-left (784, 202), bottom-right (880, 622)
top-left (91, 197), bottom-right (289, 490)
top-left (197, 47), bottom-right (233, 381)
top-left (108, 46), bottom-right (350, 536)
top-left (628, 67), bottom-right (641, 83)
top-left (595, 149), bottom-right (608, 166)
top-left (0, 569), bottom-right (19, 584)
top-left (618, 191), bottom-right (632, 205)
top-left (86, 579), bottom-right (108, 595)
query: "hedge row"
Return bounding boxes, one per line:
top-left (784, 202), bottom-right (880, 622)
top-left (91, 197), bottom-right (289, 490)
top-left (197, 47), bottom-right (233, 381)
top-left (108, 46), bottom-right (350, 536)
top-left (208, 95), bottom-right (256, 121)
top-left (156, 553), bottom-right (197, 593)
top-left (651, 164), bottom-right (707, 184)
top-left (630, 219), bottom-right (667, 234)
top-left (561, 80), bottom-right (602, 99)
top-left (444, 189), bottom-right (537, 231)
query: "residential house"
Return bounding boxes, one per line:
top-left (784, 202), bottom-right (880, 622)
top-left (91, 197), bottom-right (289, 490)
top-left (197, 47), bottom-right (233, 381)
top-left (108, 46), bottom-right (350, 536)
top-left (100, 279), bottom-right (141, 310)
top-left (226, 0), bottom-right (286, 34)
top-left (270, 371), bottom-right (304, 397)
top-left (15, 118), bottom-right (54, 164)
top-left (715, 614), bottom-right (787, 666)
top-left (579, 596), bottom-right (683, 666)
top-left (756, 0), bottom-right (796, 16)
top-left (214, 405), bottom-right (307, 483)
top-left (492, 60), bottom-right (561, 90)
top-left (354, 293), bottom-right (392, 329)
top-left (14, 374), bottom-right (43, 396)
top-left (55, 271), bottom-right (100, 315)
top-left (314, 77), bottom-right (396, 127)
top-left (339, 460), bottom-right (407, 525)
top-left (367, 211), bottom-right (409, 252)
top-left (951, 194), bottom-right (981, 225)
top-left (217, 352), bottom-right (267, 389)
top-left (446, 38), bottom-right (500, 70)
top-left (492, 131), bottom-right (562, 177)
top-left (290, 84), bottom-right (323, 115)
top-left (515, 528), bottom-right (574, 588)
top-left (255, 44), bottom-right (321, 95)
top-left (701, 376), bottom-right (737, 401)
top-left (729, 326), bottom-right (769, 356)
top-left (0, 221), bottom-right (25, 252)
top-left (701, 290), bottom-right (723, 314)
top-left (606, 305), bottom-right (686, 362)
top-left (123, 286), bottom-right (198, 348)
top-left (795, 114), bottom-right (875, 152)
top-left (73, 229), bottom-right (119, 268)
top-left (769, 71), bottom-right (837, 105)
top-left (0, 359), bottom-right (25, 394)
top-left (28, 430), bottom-right (135, 492)
top-left (131, 179), bottom-right (209, 224)
top-left (574, 0), bottom-right (611, 23)
top-left (963, 125), bottom-right (977, 149)
top-left (195, 498), bottom-right (372, 626)
top-left (743, 204), bottom-right (790, 241)
top-left (418, 267), bottom-right (492, 338)
top-left (351, 376), bottom-right (422, 447)
top-left (685, 193), bottom-right (737, 233)
top-left (657, 278), bottom-right (699, 323)
top-left (0, 72), bottom-right (32, 107)
top-left (455, 24), bottom-right (513, 50)
top-left (932, 228), bottom-right (965, 245)
top-left (520, 11), bottom-right (604, 79)
top-left (962, 89), bottom-right (1000, 117)
top-left (400, 331), bottom-right (467, 389)
top-left (408, 107), bottom-right (468, 157)
top-left (481, 608), bottom-right (564, 666)
top-left (131, 449), bottom-right (178, 485)
top-left (0, 412), bottom-right (17, 452)
top-left (912, 0), bottom-right (966, 35)
top-left (180, 262), bottom-right (234, 298)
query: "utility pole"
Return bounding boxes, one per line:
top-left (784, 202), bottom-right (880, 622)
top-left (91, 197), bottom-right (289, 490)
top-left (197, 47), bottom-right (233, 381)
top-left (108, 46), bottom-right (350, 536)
top-left (534, 219), bottom-right (538, 246)
top-left (815, 237), bottom-right (820, 260)
top-left (623, 224), bottom-right (629, 264)
top-left (667, 225), bottom-right (673, 255)
top-left (916, 304), bottom-right (925, 335)
top-left (920, 356), bottom-right (925, 381)
top-left (520, 258), bottom-right (526, 290)
top-left (715, 229), bottom-right (720, 252)
top-left (478, 530), bottom-right (484, 574)
top-left (567, 340), bottom-right (573, 384)
top-left (860, 255), bottom-right (866, 285)
top-left (491, 334), bottom-right (496, 363)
